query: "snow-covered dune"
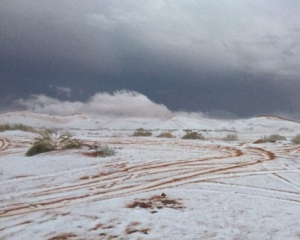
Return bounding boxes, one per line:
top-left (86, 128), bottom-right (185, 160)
top-left (1, 111), bottom-right (300, 133)
top-left (0, 111), bottom-right (99, 129)
top-left (0, 111), bottom-right (300, 239)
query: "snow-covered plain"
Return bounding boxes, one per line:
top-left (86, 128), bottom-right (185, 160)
top-left (0, 112), bottom-right (300, 239)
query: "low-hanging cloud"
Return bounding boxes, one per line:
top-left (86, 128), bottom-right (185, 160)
top-left (14, 90), bottom-right (300, 120)
top-left (16, 90), bottom-right (173, 118)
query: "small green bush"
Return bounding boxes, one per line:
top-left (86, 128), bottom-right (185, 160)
top-left (93, 145), bottom-right (116, 157)
top-left (0, 123), bottom-right (36, 133)
top-left (0, 124), bottom-right (11, 132)
top-left (25, 143), bottom-right (56, 156)
top-left (291, 134), bottom-right (300, 144)
top-left (268, 134), bottom-right (287, 142)
top-left (85, 145), bottom-right (116, 157)
top-left (26, 131), bottom-right (83, 156)
top-left (58, 133), bottom-right (83, 150)
top-left (132, 128), bottom-right (152, 137)
top-left (157, 132), bottom-right (175, 138)
top-left (182, 130), bottom-right (204, 140)
top-left (223, 134), bottom-right (238, 141)
top-left (61, 141), bottom-right (83, 150)
top-left (261, 134), bottom-right (287, 143)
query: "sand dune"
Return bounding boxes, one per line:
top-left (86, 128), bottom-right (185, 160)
top-left (0, 112), bottom-right (299, 239)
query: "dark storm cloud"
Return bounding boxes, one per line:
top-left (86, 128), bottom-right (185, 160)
top-left (1, 0), bottom-right (300, 118)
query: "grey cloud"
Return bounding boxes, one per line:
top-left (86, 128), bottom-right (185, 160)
top-left (1, 0), bottom-right (300, 119)
top-left (2, 0), bottom-right (300, 78)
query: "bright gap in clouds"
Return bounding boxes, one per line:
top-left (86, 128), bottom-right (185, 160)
top-left (16, 90), bottom-right (175, 118)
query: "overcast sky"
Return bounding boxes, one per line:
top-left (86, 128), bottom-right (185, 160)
top-left (1, 0), bottom-right (300, 119)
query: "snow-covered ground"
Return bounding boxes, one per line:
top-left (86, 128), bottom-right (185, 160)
top-left (0, 112), bottom-right (300, 239)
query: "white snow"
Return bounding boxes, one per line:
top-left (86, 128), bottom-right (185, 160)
top-left (0, 111), bottom-right (300, 239)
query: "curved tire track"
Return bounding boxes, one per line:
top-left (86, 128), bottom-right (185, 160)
top-left (1, 137), bottom-right (299, 219)
top-left (0, 144), bottom-right (279, 218)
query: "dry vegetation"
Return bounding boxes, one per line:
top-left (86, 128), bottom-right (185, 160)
top-left (292, 134), bottom-right (300, 144)
top-left (25, 129), bottom-right (117, 157)
top-left (181, 130), bottom-right (204, 140)
top-left (83, 145), bottom-right (116, 157)
top-left (157, 132), bottom-right (175, 138)
top-left (222, 134), bottom-right (238, 141)
top-left (126, 194), bottom-right (183, 211)
top-left (132, 128), bottom-right (152, 137)
top-left (0, 123), bottom-right (36, 133)
top-left (26, 131), bottom-right (83, 156)
top-left (260, 134), bottom-right (287, 143)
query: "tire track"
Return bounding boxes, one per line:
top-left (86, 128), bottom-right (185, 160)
top-left (186, 181), bottom-right (300, 205)
top-left (1, 136), bottom-right (299, 219)
top-left (0, 138), bottom-right (32, 157)
top-left (0, 139), bottom-right (10, 153)
top-left (201, 181), bottom-right (300, 199)
top-left (271, 173), bottom-right (300, 190)
top-left (0, 145), bottom-right (279, 218)
top-left (0, 144), bottom-right (234, 206)
top-left (0, 143), bottom-right (224, 190)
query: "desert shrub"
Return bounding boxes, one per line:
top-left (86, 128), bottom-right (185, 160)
top-left (268, 134), bottom-right (287, 142)
top-left (58, 133), bottom-right (83, 150)
top-left (0, 124), bottom-right (10, 132)
top-left (91, 145), bottom-right (116, 157)
top-left (261, 134), bottom-right (287, 143)
top-left (132, 128), bottom-right (152, 137)
top-left (98, 145), bottom-right (116, 157)
top-left (61, 140), bottom-right (83, 150)
top-left (26, 131), bottom-right (83, 156)
top-left (157, 132), bottom-right (175, 138)
top-left (25, 143), bottom-right (56, 156)
top-left (181, 130), bottom-right (204, 140)
top-left (291, 134), bottom-right (300, 144)
top-left (0, 123), bottom-right (36, 133)
top-left (13, 124), bottom-right (35, 132)
top-left (223, 134), bottom-right (238, 141)
top-left (260, 135), bottom-right (268, 142)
